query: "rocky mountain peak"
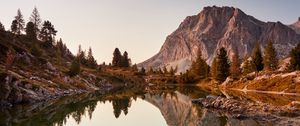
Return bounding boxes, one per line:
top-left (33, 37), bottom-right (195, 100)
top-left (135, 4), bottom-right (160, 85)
top-left (289, 17), bottom-right (300, 34)
top-left (140, 6), bottom-right (300, 73)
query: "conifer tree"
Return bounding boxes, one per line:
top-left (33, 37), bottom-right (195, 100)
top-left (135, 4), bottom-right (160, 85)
top-left (147, 67), bottom-right (154, 75)
top-left (77, 45), bottom-right (88, 65)
top-left (191, 49), bottom-right (210, 80)
top-left (214, 47), bottom-right (230, 82)
top-left (121, 51), bottom-right (130, 67)
top-left (112, 48), bottom-right (122, 67)
top-left (87, 47), bottom-right (97, 68)
top-left (252, 42), bottom-right (264, 72)
top-left (289, 43), bottom-right (300, 71)
top-left (68, 57), bottom-right (81, 77)
top-left (29, 7), bottom-right (42, 36)
top-left (140, 67), bottom-right (146, 75)
top-left (263, 40), bottom-right (278, 71)
top-left (0, 22), bottom-right (5, 32)
top-left (26, 22), bottom-right (36, 39)
top-left (131, 64), bottom-right (138, 72)
top-left (39, 20), bottom-right (57, 47)
top-left (163, 66), bottom-right (168, 75)
top-left (242, 56), bottom-right (254, 75)
top-left (210, 57), bottom-right (217, 78)
top-left (14, 9), bottom-right (25, 35)
top-left (230, 48), bottom-right (241, 79)
top-left (11, 20), bottom-right (18, 34)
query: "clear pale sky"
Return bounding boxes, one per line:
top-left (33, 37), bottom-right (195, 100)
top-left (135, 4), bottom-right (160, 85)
top-left (0, 0), bottom-right (299, 64)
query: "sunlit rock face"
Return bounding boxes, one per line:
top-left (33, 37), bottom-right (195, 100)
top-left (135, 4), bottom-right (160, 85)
top-left (140, 6), bottom-right (300, 73)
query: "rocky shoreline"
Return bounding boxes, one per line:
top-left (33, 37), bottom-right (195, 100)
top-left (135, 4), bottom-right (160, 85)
top-left (0, 72), bottom-right (116, 108)
top-left (192, 96), bottom-right (300, 125)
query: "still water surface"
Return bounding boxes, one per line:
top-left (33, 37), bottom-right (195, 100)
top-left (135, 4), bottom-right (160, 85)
top-left (1, 85), bottom-right (300, 126)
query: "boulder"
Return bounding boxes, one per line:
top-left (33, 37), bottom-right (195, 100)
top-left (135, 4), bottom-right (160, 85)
top-left (45, 62), bottom-right (56, 71)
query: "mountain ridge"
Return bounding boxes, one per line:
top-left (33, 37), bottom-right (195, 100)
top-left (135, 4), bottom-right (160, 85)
top-left (139, 6), bottom-right (300, 73)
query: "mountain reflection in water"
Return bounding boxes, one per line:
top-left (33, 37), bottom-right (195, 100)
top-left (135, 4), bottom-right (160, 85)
top-left (1, 85), bottom-right (300, 126)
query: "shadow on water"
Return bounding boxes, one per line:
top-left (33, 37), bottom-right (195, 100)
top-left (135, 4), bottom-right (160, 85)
top-left (1, 84), bottom-right (300, 126)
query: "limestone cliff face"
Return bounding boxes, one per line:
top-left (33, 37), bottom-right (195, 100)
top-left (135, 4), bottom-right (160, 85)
top-left (140, 6), bottom-right (300, 73)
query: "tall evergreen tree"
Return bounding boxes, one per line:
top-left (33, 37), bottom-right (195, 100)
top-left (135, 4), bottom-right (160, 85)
top-left (131, 64), bottom-right (138, 72)
top-left (252, 42), bottom-right (264, 72)
top-left (11, 20), bottom-right (18, 34)
top-left (242, 56), bottom-right (254, 75)
top-left (214, 47), bottom-right (230, 82)
top-left (29, 7), bottom-right (42, 36)
top-left (87, 47), bottom-right (97, 68)
top-left (26, 22), bottom-right (36, 39)
top-left (263, 40), bottom-right (278, 71)
top-left (121, 51), bottom-right (130, 67)
top-left (190, 49), bottom-right (210, 80)
top-left (169, 66), bottom-right (176, 76)
top-left (163, 66), bottom-right (168, 75)
top-left (112, 48), bottom-right (122, 67)
top-left (68, 57), bottom-right (81, 77)
top-left (77, 45), bottom-right (88, 65)
top-left (39, 21), bottom-right (57, 47)
top-left (0, 21), bottom-right (5, 32)
top-left (147, 66), bottom-right (154, 75)
top-left (210, 57), bottom-right (217, 78)
top-left (140, 67), bottom-right (146, 75)
top-left (14, 9), bottom-right (25, 35)
top-left (289, 43), bottom-right (300, 71)
top-left (230, 48), bottom-right (241, 79)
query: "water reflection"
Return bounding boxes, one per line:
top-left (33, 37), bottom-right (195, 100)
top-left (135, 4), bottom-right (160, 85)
top-left (1, 85), bottom-right (300, 126)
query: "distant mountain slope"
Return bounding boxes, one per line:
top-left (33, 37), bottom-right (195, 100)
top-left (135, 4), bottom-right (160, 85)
top-left (139, 6), bottom-right (300, 73)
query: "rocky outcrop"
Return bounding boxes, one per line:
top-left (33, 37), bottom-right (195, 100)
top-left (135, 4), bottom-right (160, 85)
top-left (289, 17), bottom-right (300, 34)
top-left (192, 96), bottom-right (300, 126)
top-left (140, 6), bottom-right (300, 73)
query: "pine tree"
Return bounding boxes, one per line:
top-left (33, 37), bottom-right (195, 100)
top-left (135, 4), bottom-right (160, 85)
top-left (68, 57), bottom-right (81, 77)
top-left (11, 20), bottom-right (18, 34)
top-left (26, 22), bottom-right (36, 39)
top-left (121, 51), bottom-right (130, 67)
top-left (77, 45), bottom-right (88, 65)
top-left (147, 67), bottom-right (154, 75)
top-left (230, 48), bottom-right (241, 79)
top-left (112, 48), bottom-right (122, 67)
top-left (140, 67), bottom-right (146, 75)
top-left (210, 57), bottom-right (217, 78)
top-left (29, 7), bottom-right (42, 36)
top-left (163, 66), bottom-right (168, 75)
top-left (87, 47), bottom-right (97, 68)
top-left (289, 43), bottom-right (300, 71)
top-left (131, 64), bottom-right (138, 72)
top-left (214, 47), bottom-right (230, 82)
top-left (242, 56), bottom-right (254, 75)
top-left (14, 9), bottom-right (25, 35)
top-left (263, 40), bottom-right (278, 71)
top-left (252, 42), bottom-right (264, 72)
top-left (0, 22), bottom-right (5, 32)
top-left (190, 49), bottom-right (210, 80)
top-left (169, 66), bottom-right (176, 76)
top-left (39, 21), bottom-right (57, 47)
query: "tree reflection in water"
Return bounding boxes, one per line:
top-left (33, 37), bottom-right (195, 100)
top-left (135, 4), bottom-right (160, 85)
top-left (1, 84), bottom-right (300, 126)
